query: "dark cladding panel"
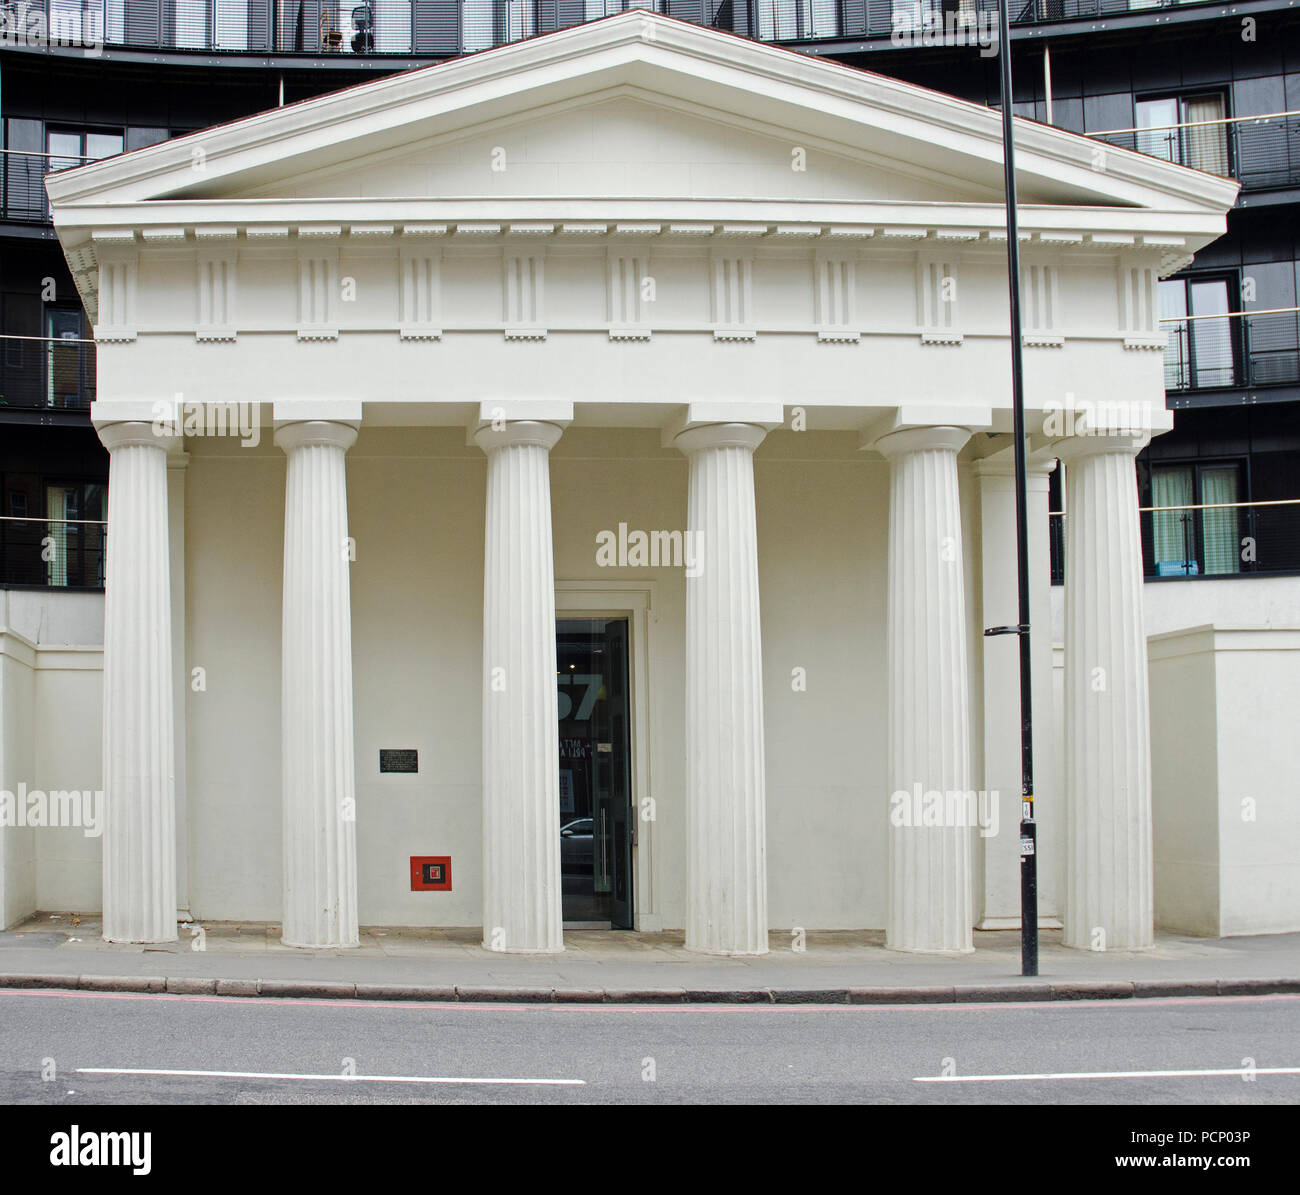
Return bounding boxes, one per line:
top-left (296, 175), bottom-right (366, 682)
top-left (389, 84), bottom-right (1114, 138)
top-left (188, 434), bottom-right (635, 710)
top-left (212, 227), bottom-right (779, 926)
top-left (413, 0), bottom-right (459, 55)
top-left (124, 0), bottom-right (162, 46)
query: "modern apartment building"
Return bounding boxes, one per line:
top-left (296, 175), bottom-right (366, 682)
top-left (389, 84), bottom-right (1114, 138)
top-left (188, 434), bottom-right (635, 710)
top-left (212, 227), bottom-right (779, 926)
top-left (4, 4), bottom-right (1298, 588)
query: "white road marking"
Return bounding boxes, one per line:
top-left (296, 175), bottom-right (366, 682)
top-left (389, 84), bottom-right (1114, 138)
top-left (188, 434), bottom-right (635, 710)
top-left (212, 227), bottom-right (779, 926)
top-left (916, 1065), bottom-right (1300, 1083)
top-left (77, 1067), bottom-right (584, 1086)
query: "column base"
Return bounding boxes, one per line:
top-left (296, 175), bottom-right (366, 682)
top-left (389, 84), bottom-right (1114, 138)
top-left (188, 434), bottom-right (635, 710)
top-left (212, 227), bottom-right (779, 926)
top-left (684, 944), bottom-right (770, 958)
top-left (483, 944), bottom-right (567, 955)
top-left (884, 943), bottom-right (975, 956)
top-left (103, 931), bottom-right (179, 945)
top-left (976, 915), bottom-right (1064, 931)
top-left (1061, 942), bottom-right (1155, 954)
top-left (280, 937), bottom-right (360, 950)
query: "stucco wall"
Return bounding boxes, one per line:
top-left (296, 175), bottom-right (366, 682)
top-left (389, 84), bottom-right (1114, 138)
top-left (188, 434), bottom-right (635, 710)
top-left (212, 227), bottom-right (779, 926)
top-left (1150, 625), bottom-right (1300, 937)
top-left (0, 634), bottom-right (37, 927)
top-left (0, 623), bottom-right (103, 928)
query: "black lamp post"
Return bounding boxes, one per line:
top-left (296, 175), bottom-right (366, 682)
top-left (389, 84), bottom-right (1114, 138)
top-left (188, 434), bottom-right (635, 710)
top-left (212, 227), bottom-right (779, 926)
top-left (984, 0), bottom-right (1040, 978)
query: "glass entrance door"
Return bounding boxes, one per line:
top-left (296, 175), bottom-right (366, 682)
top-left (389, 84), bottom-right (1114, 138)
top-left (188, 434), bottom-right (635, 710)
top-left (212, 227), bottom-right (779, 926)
top-left (557, 618), bottom-right (633, 929)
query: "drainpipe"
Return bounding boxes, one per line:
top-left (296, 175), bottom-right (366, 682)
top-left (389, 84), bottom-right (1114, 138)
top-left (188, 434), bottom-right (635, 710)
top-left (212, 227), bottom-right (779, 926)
top-left (1043, 43), bottom-right (1054, 126)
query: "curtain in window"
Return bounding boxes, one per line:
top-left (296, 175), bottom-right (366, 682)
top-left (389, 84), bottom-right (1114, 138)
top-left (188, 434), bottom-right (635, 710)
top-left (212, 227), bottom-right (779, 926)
top-left (1200, 466), bottom-right (1241, 575)
top-left (1183, 95), bottom-right (1229, 177)
top-left (1151, 466), bottom-right (1194, 574)
top-left (1189, 277), bottom-right (1235, 388)
top-left (45, 486), bottom-right (69, 588)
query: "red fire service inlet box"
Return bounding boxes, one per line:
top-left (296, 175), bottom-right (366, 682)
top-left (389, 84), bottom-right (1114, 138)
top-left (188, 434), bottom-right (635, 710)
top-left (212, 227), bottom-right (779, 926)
top-left (410, 856), bottom-right (452, 891)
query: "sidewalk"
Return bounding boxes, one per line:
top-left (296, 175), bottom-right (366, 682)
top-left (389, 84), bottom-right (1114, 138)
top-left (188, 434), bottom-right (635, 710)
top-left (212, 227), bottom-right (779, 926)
top-left (2, 913), bottom-right (1298, 1004)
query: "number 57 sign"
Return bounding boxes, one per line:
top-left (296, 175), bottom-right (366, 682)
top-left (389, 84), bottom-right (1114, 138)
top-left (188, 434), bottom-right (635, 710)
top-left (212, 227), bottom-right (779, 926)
top-left (557, 674), bottom-right (601, 721)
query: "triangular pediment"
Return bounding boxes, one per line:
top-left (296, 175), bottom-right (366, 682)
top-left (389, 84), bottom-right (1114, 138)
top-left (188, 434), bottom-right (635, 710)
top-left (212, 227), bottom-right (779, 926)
top-left (217, 90), bottom-right (1008, 207)
top-left (47, 10), bottom-right (1237, 221)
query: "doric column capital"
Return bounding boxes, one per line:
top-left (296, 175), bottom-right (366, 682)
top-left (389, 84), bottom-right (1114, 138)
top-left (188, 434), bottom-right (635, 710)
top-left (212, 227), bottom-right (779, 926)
top-left (1052, 431), bottom-right (1151, 462)
top-left (96, 419), bottom-right (180, 455)
top-left (672, 421), bottom-right (768, 456)
top-left (274, 419), bottom-right (358, 455)
top-left (971, 452), bottom-right (1058, 482)
top-left (873, 424), bottom-right (972, 459)
top-left (473, 419), bottom-right (565, 454)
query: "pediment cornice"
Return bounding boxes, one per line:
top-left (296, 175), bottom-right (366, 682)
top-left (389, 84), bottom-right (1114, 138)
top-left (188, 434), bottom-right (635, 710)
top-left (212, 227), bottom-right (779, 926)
top-left (47, 12), bottom-right (1237, 220)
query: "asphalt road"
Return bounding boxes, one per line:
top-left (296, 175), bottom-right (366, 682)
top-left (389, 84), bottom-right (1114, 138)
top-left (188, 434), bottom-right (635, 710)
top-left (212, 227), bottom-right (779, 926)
top-left (1, 989), bottom-right (1297, 1105)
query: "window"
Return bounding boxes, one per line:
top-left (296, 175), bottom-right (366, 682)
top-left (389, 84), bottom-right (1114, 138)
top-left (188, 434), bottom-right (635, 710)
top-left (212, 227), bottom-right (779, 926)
top-left (1149, 461), bottom-right (1245, 577)
top-left (43, 129), bottom-right (121, 221)
top-left (47, 128), bottom-right (124, 170)
top-left (45, 307), bottom-right (92, 410)
top-left (1135, 93), bottom-right (1230, 177)
top-left (43, 481), bottom-right (106, 589)
top-left (1160, 275), bottom-right (1237, 391)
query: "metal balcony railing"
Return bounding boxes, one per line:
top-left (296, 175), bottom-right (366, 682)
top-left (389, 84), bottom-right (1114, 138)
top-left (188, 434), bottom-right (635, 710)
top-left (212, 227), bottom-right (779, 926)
top-left (0, 148), bottom-right (95, 224)
top-left (1086, 110), bottom-right (1300, 191)
top-left (1050, 498), bottom-right (1300, 583)
top-left (0, 332), bottom-right (98, 410)
top-left (0, 517), bottom-right (106, 589)
top-left (1159, 307), bottom-right (1300, 393)
top-left (0, 0), bottom-right (1239, 58)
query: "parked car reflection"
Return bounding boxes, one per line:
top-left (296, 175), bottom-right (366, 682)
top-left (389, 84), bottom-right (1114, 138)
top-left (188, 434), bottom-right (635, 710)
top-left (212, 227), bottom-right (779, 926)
top-left (560, 817), bottom-right (594, 874)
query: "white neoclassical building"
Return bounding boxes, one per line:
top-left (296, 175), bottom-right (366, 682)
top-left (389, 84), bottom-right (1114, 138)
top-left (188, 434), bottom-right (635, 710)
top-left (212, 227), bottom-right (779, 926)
top-left (39, 11), bottom-right (1237, 954)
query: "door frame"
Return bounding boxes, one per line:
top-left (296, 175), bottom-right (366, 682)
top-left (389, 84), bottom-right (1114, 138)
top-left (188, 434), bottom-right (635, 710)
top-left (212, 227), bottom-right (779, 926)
top-left (555, 580), bottom-right (658, 932)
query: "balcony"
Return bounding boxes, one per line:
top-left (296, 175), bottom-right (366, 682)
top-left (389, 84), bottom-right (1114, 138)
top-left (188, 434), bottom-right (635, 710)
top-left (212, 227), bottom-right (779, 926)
top-left (0, 517), bottom-right (105, 588)
top-left (1160, 307), bottom-right (1300, 396)
top-left (1050, 499), bottom-right (1300, 584)
top-left (1, 147), bottom-right (96, 224)
top-left (1086, 110), bottom-right (1300, 194)
top-left (0, 0), bottom-right (1246, 58)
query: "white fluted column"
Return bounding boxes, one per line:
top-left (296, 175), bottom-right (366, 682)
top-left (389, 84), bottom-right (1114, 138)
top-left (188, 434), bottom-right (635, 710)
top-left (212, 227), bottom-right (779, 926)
top-left (276, 419), bottom-right (359, 949)
top-left (674, 423), bottom-right (769, 956)
top-left (97, 419), bottom-right (179, 944)
top-left (1057, 434), bottom-right (1154, 950)
top-left (475, 419), bottom-right (565, 954)
top-left (877, 425), bottom-right (975, 953)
